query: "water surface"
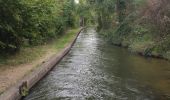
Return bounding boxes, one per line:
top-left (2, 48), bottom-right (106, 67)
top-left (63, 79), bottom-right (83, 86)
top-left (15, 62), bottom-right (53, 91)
top-left (24, 28), bottom-right (170, 100)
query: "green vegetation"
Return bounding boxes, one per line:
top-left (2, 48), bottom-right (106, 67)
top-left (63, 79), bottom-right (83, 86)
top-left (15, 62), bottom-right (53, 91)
top-left (84, 0), bottom-right (170, 60)
top-left (0, 0), bottom-right (77, 53)
top-left (0, 0), bottom-right (83, 66)
top-left (1, 0), bottom-right (170, 60)
top-left (0, 28), bottom-right (79, 67)
top-left (75, 0), bottom-right (96, 27)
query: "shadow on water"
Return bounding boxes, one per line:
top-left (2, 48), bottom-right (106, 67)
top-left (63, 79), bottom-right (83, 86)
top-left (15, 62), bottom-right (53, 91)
top-left (24, 28), bottom-right (170, 100)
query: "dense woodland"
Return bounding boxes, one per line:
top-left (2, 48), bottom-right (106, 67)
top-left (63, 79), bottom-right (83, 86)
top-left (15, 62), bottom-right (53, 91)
top-left (1, 0), bottom-right (170, 59)
top-left (0, 0), bottom-right (78, 54)
top-left (81, 0), bottom-right (170, 59)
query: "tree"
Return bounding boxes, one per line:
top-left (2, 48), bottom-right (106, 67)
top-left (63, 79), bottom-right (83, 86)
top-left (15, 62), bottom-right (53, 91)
top-left (0, 0), bottom-right (78, 53)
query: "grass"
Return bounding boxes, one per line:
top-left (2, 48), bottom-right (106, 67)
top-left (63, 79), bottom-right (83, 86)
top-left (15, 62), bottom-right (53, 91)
top-left (53, 29), bottom-right (79, 49)
top-left (0, 28), bottom-right (80, 67)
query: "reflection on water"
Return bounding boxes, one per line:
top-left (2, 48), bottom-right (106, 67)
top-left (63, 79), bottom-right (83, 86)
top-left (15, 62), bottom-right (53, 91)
top-left (24, 28), bottom-right (170, 100)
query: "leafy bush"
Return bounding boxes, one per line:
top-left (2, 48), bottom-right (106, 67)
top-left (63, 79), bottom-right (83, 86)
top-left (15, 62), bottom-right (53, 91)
top-left (0, 0), bottom-right (76, 53)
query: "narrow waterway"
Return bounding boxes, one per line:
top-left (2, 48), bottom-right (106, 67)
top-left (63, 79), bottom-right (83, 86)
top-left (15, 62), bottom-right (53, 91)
top-left (24, 28), bottom-right (170, 100)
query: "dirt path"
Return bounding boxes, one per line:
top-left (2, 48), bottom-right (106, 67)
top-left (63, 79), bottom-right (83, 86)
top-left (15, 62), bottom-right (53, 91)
top-left (0, 28), bottom-right (80, 95)
top-left (0, 49), bottom-right (55, 94)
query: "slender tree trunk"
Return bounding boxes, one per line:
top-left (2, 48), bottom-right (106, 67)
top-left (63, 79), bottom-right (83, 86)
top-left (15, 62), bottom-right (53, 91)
top-left (97, 12), bottom-right (103, 31)
top-left (116, 0), bottom-right (127, 23)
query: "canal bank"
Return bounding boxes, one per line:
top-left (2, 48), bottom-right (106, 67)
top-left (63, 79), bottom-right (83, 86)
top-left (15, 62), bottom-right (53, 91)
top-left (24, 28), bottom-right (170, 100)
top-left (0, 28), bottom-right (83, 100)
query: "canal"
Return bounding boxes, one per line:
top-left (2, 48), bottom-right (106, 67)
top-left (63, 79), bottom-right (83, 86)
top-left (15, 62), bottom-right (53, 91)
top-left (24, 28), bottom-right (170, 100)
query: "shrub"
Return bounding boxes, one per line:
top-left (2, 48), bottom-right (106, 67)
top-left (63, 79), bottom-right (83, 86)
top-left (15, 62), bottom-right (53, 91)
top-left (0, 0), bottom-right (77, 53)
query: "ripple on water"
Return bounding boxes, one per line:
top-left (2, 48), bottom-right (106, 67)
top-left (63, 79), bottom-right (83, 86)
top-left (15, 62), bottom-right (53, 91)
top-left (24, 28), bottom-right (170, 100)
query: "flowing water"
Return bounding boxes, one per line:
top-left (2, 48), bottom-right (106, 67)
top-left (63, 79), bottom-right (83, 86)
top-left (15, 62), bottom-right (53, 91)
top-left (24, 28), bottom-right (170, 100)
